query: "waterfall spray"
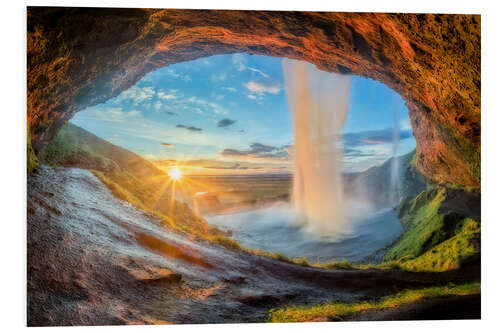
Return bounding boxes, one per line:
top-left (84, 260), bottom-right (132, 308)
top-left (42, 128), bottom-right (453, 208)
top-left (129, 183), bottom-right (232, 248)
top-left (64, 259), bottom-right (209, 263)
top-left (283, 59), bottom-right (351, 236)
top-left (390, 99), bottom-right (401, 203)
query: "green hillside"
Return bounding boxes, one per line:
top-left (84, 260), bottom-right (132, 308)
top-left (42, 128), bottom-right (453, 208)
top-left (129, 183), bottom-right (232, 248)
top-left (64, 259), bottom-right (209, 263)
top-left (39, 122), bottom-right (161, 177)
top-left (384, 185), bottom-right (481, 272)
top-left (39, 122), bottom-right (227, 240)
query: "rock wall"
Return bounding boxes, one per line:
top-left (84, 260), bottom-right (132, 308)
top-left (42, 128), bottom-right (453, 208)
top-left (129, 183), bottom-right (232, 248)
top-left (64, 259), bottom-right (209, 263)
top-left (27, 8), bottom-right (480, 187)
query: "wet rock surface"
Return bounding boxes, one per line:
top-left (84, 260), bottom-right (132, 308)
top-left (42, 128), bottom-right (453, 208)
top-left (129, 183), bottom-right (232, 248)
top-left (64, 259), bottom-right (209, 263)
top-left (27, 9), bottom-right (480, 187)
top-left (28, 167), bottom-right (480, 325)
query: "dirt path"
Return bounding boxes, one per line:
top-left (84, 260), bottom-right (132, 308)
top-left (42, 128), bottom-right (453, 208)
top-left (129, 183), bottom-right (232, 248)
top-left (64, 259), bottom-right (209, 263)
top-left (27, 167), bottom-right (480, 326)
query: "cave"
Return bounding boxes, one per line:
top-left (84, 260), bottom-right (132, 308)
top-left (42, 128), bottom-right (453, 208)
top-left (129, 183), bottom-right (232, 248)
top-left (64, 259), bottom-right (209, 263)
top-left (26, 8), bottom-right (482, 325)
top-left (27, 8), bottom-right (481, 188)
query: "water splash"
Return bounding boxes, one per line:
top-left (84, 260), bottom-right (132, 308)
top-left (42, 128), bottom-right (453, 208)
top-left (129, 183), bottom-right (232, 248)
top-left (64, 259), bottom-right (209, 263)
top-left (283, 59), bottom-right (351, 236)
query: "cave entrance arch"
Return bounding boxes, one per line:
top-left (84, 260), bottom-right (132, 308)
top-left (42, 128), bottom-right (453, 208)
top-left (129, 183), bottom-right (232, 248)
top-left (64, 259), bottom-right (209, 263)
top-left (27, 8), bottom-right (481, 188)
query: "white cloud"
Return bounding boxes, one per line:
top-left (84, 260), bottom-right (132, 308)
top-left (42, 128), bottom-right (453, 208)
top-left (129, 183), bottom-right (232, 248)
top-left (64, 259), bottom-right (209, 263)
top-left (157, 89), bottom-right (181, 101)
top-left (231, 54), bottom-right (269, 78)
top-left (231, 54), bottom-right (247, 71)
top-left (210, 72), bottom-right (228, 82)
top-left (248, 67), bottom-right (270, 78)
top-left (245, 80), bottom-right (282, 95)
top-left (154, 101), bottom-right (163, 110)
top-left (223, 87), bottom-right (237, 92)
top-left (185, 96), bottom-right (228, 115)
top-left (78, 107), bottom-right (143, 123)
top-left (164, 68), bottom-right (191, 82)
top-left (119, 86), bottom-right (155, 105)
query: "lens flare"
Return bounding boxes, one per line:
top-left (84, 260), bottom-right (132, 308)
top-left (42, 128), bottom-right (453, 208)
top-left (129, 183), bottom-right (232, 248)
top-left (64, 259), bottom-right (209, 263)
top-left (168, 167), bottom-right (183, 181)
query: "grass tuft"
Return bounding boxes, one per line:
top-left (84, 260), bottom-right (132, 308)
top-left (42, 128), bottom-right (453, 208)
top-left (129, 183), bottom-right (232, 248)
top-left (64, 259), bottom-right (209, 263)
top-left (268, 282), bottom-right (481, 322)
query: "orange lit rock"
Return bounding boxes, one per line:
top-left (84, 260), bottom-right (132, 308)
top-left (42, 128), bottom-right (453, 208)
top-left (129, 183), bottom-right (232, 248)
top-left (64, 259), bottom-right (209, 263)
top-left (27, 8), bottom-right (480, 188)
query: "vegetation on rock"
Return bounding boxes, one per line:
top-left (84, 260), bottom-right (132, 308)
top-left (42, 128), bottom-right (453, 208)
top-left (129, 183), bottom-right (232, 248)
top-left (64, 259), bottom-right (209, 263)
top-left (384, 185), bottom-right (480, 272)
top-left (268, 282), bottom-right (480, 322)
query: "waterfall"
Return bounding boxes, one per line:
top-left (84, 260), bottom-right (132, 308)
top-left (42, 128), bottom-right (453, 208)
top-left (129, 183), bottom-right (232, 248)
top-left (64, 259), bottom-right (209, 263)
top-left (390, 99), bottom-right (401, 203)
top-left (283, 59), bottom-right (351, 236)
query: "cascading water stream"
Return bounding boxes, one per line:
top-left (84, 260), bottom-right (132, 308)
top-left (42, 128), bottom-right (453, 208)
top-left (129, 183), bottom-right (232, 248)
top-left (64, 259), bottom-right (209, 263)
top-left (283, 59), bottom-right (351, 236)
top-left (390, 99), bottom-right (402, 204)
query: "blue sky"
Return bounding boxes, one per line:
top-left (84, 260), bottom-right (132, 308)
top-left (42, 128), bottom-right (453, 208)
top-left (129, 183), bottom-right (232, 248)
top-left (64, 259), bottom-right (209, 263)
top-left (71, 53), bottom-right (415, 174)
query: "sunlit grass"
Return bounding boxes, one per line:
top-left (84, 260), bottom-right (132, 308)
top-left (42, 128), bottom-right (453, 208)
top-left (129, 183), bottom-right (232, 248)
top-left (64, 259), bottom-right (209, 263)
top-left (384, 186), bottom-right (481, 272)
top-left (268, 282), bottom-right (481, 323)
top-left (382, 218), bottom-right (480, 272)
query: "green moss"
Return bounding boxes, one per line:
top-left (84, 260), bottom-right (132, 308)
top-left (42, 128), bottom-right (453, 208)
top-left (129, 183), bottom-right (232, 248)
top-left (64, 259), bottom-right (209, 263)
top-left (384, 185), bottom-right (480, 272)
top-left (386, 218), bottom-right (480, 272)
top-left (27, 126), bottom-right (39, 174)
top-left (268, 282), bottom-right (480, 323)
top-left (387, 187), bottom-right (452, 259)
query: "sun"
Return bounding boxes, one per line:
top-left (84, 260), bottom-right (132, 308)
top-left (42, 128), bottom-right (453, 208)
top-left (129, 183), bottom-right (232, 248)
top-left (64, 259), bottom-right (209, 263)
top-left (168, 167), bottom-right (183, 181)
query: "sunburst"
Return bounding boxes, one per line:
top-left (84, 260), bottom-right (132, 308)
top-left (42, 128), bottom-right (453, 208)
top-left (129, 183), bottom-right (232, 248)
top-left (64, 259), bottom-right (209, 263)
top-left (168, 166), bottom-right (183, 181)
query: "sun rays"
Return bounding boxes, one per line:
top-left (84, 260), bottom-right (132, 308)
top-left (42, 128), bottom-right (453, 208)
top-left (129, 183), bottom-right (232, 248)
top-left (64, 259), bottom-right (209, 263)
top-left (168, 166), bottom-right (184, 181)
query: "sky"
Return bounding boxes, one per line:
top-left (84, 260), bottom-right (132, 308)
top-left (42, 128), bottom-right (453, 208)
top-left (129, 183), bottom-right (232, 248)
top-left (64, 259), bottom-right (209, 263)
top-left (71, 53), bottom-right (416, 174)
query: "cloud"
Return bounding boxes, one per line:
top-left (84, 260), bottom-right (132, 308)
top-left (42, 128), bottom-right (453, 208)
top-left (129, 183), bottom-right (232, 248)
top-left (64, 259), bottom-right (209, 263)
top-left (143, 154), bottom-right (159, 161)
top-left (160, 94), bottom-right (228, 115)
top-left (158, 89), bottom-right (181, 100)
top-left (217, 118), bottom-right (236, 127)
top-left (154, 101), bottom-right (163, 110)
top-left (245, 79), bottom-right (282, 96)
top-left (248, 67), bottom-right (270, 78)
top-left (160, 142), bottom-right (174, 147)
top-left (156, 158), bottom-right (288, 172)
top-left (203, 163), bottom-right (250, 170)
top-left (342, 128), bottom-right (413, 148)
top-left (76, 107), bottom-right (142, 123)
top-left (185, 96), bottom-right (228, 115)
top-left (223, 87), bottom-right (237, 92)
top-left (248, 143), bottom-right (276, 153)
top-left (164, 68), bottom-right (191, 82)
top-left (211, 73), bottom-right (228, 82)
top-left (213, 94), bottom-right (225, 101)
top-left (176, 124), bottom-right (203, 132)
top-left (119, 86), bottom-right (155, 105)
top-left (231, 54), bottom-right (269, 78)
top-left (219, 142), bottom-right (290, 161)
top-left (343, 147), bottom-right (373, 157)
top-left (231, 54), bottom-right (247, 71)
top-left (166, 111), bottom-right (178, 116)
